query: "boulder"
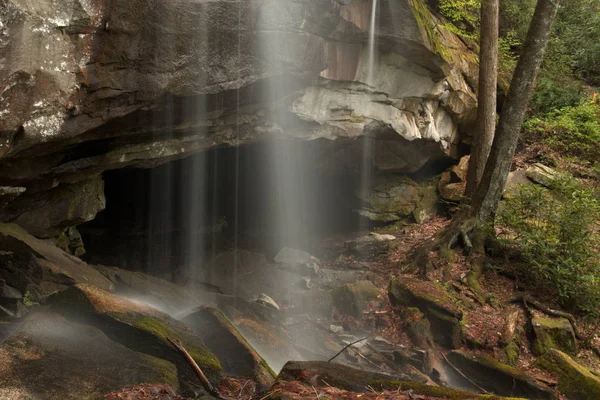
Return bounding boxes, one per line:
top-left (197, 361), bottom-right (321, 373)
top-left (531, 317), bottom-right (577, 356)
top-left (503, 170), bottom-right (533, 199)
top-left (449, 155), bottom-right (470, 182)
top-left (388, 277), bottom-right (462, 348)
top-left (1, 178), bottom-right (106, 239)
top-left (0, 312), bottom-right (180, 400)
top-left (48, 284), bottom-right (222, 389)
top-left (446, 351), bottom-right (556, 400)
top-left (0, 223), bottom-right (113, 302)
top-left (274, 360), bottom-right (525, 399)
top-left (330, 280), bottom-right (380, 317)
top-left (537, 349), bottom-right (600, 400)
top-left (526, 163), bottom-right (558, 187)
top-left (413, 185), bottom-right (439, 224)
top-left (357, 176), bottom-right (421, 223)
top-left (182, 307), bottom-right (275, 393)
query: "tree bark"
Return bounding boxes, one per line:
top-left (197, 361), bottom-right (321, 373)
top-left (465, 0), bottom-right (499, 197)
top-left (471, 0), bottom-right (560, 223)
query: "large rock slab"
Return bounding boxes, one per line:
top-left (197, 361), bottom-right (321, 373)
top-left (182, 307), bottom-right (275, 393)
top-left (446, 351), bottom-right (556, 400)
top-left (0, 223), bottom-right (113, 304)
top-left (526, 164), bottom-right (558, 187)
top-left (537, 349), bottom-right (600, 400)
top-left (2, 178), bottom-right (105, 238)
top-left (0, 312), bottom-right (179, 400)
top-left (48, 284), bottom-right (222, 389)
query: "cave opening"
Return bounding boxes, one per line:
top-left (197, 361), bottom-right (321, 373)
top-left (80, 138), bottom-right (365, 283)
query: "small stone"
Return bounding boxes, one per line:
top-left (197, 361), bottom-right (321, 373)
top-left (329, 324), bottom-right (344, 333)
top-left (526, 163), bottom-right (558, 186)
top-left (255, 293), bottom-right (280, 311)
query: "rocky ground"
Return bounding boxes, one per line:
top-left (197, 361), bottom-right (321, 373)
top-left (1, 150), bottom-right (600, 400)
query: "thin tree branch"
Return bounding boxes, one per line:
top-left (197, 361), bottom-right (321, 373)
top-left (328, 337), bottom-right (368, 362)
top-left (167, 336), bottom-right (224, 399)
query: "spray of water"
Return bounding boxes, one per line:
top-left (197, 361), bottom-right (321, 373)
top-left (359, 0), bottom-right (378, 233)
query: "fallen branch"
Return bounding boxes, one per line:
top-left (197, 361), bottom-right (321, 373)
top-left (440, 352), bottom-right (489, 394)
top-left (328, 337), bottom-right (368, 362)
top-left (167, 337), bottom-right (224, 399)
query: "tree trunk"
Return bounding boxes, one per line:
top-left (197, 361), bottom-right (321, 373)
top-left (471, 0), bottom-right (560, 223)
top-left (465, 0), bottom-right (499, 197)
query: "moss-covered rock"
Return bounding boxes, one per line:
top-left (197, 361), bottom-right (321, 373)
top-left (357, 177), bottom-right (421, 223)
top-left (531, 316), bottom-right (577, 356)
top-left (536, 349), bottom-right (600, 400)
top-left (48, 284), bottom-right (222, 389)
top-left (330, 280), bottom-right (380, 317)
top-left (503, 340), bottom-right (521, 367)
top-left (388, 277), bottom-right (462, 348)
top-left (0, 311), bottom-right (179, 400)
top-left (413, 185), bottom-right (439, 224)
top-left (402, 307), bottom-right (434, 348)
top-left (447, 351), bottom-right (556, 400)
top-left (182, 306), bottom-right (275, 393)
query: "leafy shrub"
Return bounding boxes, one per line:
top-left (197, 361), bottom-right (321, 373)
top-left (498, 175), bottom-right (600, 316)
top-left (529, 77), bottom-right (582, 115)
top-left (436, 0), bottom-right (480, 38)
top-left (523, 96), bottom-right (600, 164)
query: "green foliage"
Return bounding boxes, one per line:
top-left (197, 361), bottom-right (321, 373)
top-left (529, 77), bottom-right (582, 114)
top-left (437, 0), bottom-right (481, 38)
top-left (498, 175), bottom-right (600, 317)
top-left (523, 96), bottom-right (600, 163)
top-left (498, 0), bottom-right (599, 114)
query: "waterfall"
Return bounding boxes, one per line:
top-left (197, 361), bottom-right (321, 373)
top-left (360, 0), bottom-right (378, 232)
top-left (367, 0), bottom-right (378, 87)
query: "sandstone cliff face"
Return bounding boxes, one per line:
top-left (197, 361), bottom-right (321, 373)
top-left (0, 0), bottom-right (477, 236)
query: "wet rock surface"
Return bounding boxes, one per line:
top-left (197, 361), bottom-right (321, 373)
top-left (48, 284), bottom-right (223, 389)
top-left (0, 312), bottom-right (180, 400)
top-left (182, 306), bottom-right (275, 393)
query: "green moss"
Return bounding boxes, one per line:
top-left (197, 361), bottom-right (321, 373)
top-left (532, 317), bottom-right (577, 356)
top-left (407, 0), bottom-right (451, 60)
top-left (368, 380), bottom-right (525, 399)
top-left (536, 349), bottom-right (600, 400)
top-left (23, 291), bottom-right (39, 307)
top-left (139, 354), bottom-right (179, 389)
top-left (503, 341), bottom-right (521, 366)
top-left (121, 314), bottom-right (221, 373)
